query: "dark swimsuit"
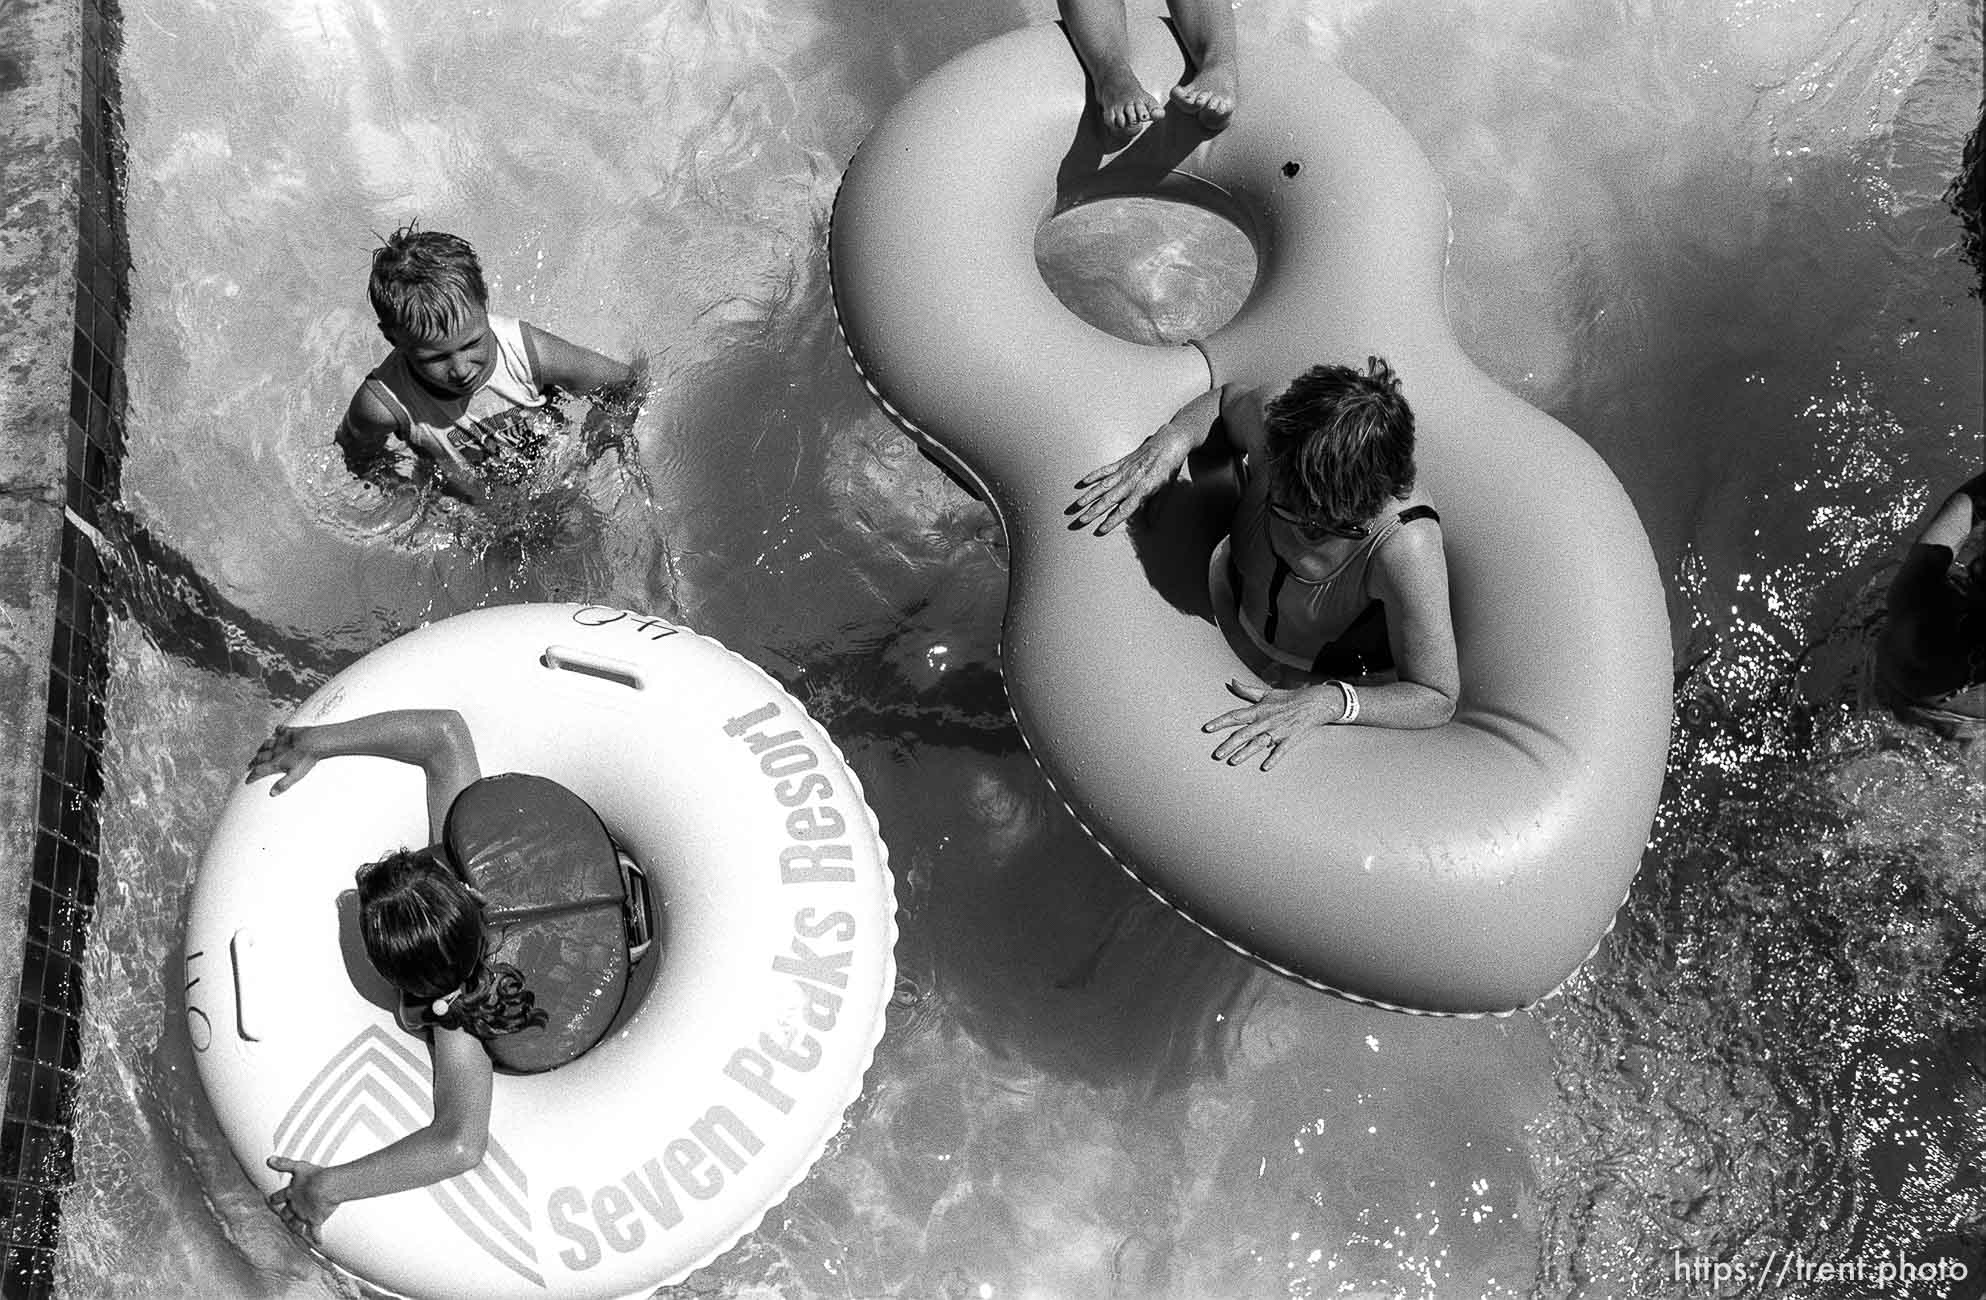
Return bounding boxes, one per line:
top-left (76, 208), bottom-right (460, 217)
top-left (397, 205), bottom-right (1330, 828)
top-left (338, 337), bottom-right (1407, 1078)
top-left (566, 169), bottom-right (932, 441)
top-left (1227, 472), bottom-right (1441, 679)
top-left (1877, 542), bottom-right (1986, 736)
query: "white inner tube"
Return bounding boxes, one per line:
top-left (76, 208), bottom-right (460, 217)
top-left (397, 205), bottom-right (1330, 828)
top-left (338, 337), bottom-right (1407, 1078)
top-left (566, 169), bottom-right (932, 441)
top-left (184, 604), bottom-right (896, 1300)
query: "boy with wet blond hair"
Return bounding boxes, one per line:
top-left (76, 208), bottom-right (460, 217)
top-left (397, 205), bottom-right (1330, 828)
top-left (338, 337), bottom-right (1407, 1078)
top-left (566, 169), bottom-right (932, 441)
top-left (338, 223), bottom-right (638, 504)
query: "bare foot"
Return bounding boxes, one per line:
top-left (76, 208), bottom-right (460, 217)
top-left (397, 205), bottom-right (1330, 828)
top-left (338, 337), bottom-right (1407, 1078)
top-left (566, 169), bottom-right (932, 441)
top-left (1169, 59), bottom-right (1237, 130)
top-left (1095, 67), bottom-right (1164, 142)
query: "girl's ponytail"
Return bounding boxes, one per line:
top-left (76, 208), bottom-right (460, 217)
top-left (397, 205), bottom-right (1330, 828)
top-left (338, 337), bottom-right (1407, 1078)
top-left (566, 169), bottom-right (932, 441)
top-left (434, 957), bottom-right (548, 1039)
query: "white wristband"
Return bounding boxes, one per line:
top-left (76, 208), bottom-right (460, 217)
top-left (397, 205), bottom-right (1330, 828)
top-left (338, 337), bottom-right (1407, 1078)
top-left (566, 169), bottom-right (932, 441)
top-left (1327, 679), bottom-right (1359, 724)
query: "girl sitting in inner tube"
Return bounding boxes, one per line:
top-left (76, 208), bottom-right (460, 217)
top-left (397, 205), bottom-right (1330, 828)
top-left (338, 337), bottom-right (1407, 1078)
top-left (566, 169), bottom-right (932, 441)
top-left (1072, 357), bottom-right (1459, 769)
top-left (247, 709), bottom-right (548, 1242)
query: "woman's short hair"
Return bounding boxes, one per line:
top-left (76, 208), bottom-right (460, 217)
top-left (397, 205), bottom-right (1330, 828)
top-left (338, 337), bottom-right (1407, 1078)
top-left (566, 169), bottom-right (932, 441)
top-left (367, 222), bottom-right (488, 343)
top-left (1263, 356), bottom-right (1416, 529)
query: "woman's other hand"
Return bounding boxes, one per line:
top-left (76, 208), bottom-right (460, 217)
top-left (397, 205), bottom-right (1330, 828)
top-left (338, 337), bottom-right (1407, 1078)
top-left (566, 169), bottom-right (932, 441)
top-left (1202, 678), bottom-right (1345, 771)
top-left (1070, 423), bottom-right (1202, 535)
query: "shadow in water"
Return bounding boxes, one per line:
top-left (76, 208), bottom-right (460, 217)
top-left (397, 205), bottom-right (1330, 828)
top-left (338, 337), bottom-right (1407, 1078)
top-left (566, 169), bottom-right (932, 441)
top-left (93, 502), bottom-right (341, 703)
top-left (859, 739), bottom-right (1260, 1097)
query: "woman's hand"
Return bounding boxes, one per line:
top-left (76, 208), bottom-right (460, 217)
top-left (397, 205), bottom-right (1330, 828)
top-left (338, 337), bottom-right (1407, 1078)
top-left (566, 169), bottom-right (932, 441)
top-left (246, 725), bottom-right (327, 794)
top-left (266, 1155), bottom-right (340, 1244)
top-left (1202, 679), bottom-right (1346, 771)
top-left (1069, 424), bottom-right (1199, 535)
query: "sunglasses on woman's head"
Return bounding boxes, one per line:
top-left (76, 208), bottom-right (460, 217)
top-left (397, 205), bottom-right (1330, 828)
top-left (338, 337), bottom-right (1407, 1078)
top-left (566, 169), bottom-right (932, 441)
top-left (1269, 497), bottom-right (1370, 540)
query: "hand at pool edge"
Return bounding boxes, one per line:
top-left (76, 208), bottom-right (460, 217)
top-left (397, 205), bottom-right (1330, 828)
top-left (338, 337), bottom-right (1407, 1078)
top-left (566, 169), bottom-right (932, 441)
top-left (1202, 679), bottom-right (1344, 771)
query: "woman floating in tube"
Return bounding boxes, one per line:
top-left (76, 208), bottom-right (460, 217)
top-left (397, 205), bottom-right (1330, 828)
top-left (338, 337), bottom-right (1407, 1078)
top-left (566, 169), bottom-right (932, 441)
top-left (1072, 357), bottom-right (1460, 769)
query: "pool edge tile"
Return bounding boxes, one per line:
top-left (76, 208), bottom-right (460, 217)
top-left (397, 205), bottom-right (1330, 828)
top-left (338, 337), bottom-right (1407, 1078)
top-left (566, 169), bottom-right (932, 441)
top-left (0, 0), bottom-right (125, 1284)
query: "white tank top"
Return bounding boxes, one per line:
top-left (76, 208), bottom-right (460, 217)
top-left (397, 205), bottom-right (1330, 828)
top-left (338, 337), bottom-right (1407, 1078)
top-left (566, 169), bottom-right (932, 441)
top-left (363, 314), bottom-right (547, 470)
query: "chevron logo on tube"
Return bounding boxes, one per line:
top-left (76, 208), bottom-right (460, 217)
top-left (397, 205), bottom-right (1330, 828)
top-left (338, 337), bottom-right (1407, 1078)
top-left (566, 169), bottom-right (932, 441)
top-left (272, 1025), bottom-right (544, 1288)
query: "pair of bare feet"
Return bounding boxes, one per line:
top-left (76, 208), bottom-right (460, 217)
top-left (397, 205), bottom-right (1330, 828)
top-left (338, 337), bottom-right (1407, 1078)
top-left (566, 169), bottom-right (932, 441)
top-left (1093, 59), bottom-right (1237, 139)
top-left (1062, 0), bottom-right (1240, 143)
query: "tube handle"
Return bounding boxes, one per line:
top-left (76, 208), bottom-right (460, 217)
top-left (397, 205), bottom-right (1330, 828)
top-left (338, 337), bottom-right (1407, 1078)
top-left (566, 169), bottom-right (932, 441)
top-left (230, 929), bottom-right (262, 1042)
top-left (540, 645), bottom-right (646, 690)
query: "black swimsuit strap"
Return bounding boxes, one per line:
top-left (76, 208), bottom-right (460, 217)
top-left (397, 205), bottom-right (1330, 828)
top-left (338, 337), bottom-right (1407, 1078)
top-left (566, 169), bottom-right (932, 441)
top-left (1262, 551), bottom-right (1293, 646)
top-left (1252, 503), bottom-right (1437, 649)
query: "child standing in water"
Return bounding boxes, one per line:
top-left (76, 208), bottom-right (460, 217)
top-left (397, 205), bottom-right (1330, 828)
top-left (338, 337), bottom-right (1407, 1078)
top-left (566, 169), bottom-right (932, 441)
top-left (337, 223), bottom-right (639, 505)
top-left (1060, 0), bottom-right (1239, 140)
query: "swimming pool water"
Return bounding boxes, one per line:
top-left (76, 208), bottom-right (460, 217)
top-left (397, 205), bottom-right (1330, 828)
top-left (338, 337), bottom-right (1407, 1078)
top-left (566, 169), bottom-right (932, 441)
top-left (55, 0), bottom-right (1984, 1296)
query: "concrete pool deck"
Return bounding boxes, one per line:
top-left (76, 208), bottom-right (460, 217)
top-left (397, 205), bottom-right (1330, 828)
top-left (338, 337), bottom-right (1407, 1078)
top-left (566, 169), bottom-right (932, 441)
top-left (0, 0), bottom-right (125, 1293)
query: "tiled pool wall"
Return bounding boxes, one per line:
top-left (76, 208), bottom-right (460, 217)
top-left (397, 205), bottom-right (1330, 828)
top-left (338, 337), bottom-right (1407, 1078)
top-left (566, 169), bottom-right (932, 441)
top-left (0, 0), bottom-right (126, 1295)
